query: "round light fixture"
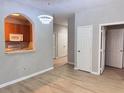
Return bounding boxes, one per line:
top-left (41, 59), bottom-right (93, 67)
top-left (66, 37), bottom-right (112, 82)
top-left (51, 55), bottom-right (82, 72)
top-left (11, 13), bottom-right (20, 16)
top-left (38, 15), bottom-right (53, 24)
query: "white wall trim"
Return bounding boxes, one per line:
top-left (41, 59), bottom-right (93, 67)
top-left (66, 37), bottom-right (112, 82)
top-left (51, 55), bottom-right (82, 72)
top-left (98, 21), bottom-right (124, 75)
top-left (100, 21), bottom-right (124, 27)
top-left (98, 24), bottom-right (102, 75)
top-left (91, 71), bottom-right (100, 75)
top-left (56, 56), bottom-right (67, 59)
top-left (68, 62), bottom-right (74, 65)
top-left (0, 67), bottom-right (53, 89)
top-left (74, 67), bottom-right (79, 70)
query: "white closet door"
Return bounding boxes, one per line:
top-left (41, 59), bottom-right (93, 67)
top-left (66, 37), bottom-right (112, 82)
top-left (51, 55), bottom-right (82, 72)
top-left (77, 26), bottom-right (92, 72)
top-left (100, 27), bottom-right (106, 73)
top-left (106, 29), bottom-right (124, 68)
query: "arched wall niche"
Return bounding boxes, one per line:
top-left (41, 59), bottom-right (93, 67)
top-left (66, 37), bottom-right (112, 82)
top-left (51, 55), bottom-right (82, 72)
top-left (4, 13), bottom-right (35, 53)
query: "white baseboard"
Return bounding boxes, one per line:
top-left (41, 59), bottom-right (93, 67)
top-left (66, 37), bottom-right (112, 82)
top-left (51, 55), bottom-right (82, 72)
top-left (68, 62), bottom-right (74, 65)
top-left (0, 67), bottom-right (54, 89)
top-left (74, 67), bottom-right (79, 70)
top-left (56, 56), bottom-right (67, 59)
top-left (91, 71), bottom-right (100, 75)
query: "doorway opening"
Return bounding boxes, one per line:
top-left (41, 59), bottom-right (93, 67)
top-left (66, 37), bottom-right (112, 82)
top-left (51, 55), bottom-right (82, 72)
top-left (99, 22), bottom-right (124, 75)
top-left (53, 24), bottom-right (68, 68)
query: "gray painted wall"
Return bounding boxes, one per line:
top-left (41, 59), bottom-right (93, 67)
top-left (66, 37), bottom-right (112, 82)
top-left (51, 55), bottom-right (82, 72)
top-left (0, 1), bottom-right (53, 85)
top-left (68, 14), bottom-right (75, 64)
top-left (75, 0), bottom-right (124, 73)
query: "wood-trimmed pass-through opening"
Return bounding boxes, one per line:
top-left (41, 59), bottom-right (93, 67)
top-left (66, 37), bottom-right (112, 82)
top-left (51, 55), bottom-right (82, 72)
top-left (4, 13), bottom-right (34, 53)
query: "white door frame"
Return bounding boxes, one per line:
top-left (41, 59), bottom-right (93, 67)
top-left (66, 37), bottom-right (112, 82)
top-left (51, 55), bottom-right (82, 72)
top-left (75, 25), bottom-right (93, 73)
top-left (98, 21), bottom-right (124, 75)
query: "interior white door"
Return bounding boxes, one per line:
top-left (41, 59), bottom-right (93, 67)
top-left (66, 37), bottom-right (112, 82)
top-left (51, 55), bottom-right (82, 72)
top-left (53, 33), bottom-right (56, 58)
top-left (100, 27), bottom-right (106, 74)
top-left (106, 29), bottom-right (124, 68)
top-left (58, 29), bottom-right (68, 57)
top-left (77, 26), bottom-right (92, 72)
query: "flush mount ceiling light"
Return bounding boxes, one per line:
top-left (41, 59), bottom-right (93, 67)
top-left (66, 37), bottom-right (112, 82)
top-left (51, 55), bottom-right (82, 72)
top-left (11, 13), bottom-right (20, 16)
top-left (38, 15), bottom-right (53, 24)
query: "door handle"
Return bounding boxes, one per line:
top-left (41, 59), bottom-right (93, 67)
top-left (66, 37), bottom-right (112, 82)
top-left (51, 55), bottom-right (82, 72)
top-left (120, 50), bottom-right (124, 52)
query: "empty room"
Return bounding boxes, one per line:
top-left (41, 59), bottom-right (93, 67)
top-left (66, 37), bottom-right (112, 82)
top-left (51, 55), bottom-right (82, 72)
top-left (1, 0), bottom-right (124, 93)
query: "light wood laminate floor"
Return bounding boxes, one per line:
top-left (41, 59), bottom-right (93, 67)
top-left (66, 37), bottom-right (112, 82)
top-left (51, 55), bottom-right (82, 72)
top-left (54, 57), bottom-right (68, 68)
top-left (0, 65), bottom-right (124, 93)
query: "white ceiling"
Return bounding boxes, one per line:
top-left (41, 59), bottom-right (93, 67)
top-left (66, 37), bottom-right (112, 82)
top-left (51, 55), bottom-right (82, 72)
top-left (14, 0), bottom-right (115, 25)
